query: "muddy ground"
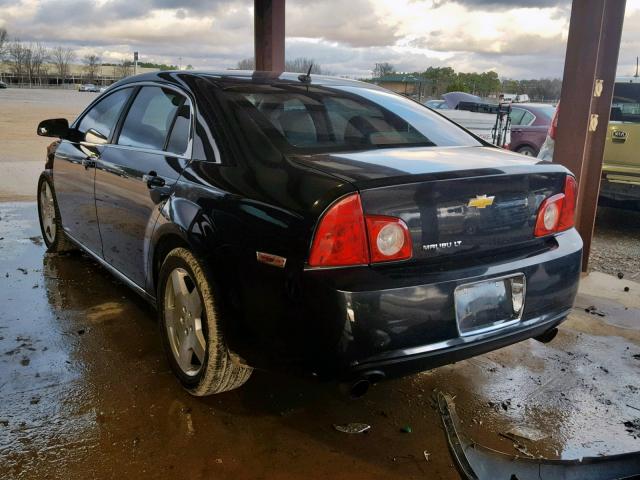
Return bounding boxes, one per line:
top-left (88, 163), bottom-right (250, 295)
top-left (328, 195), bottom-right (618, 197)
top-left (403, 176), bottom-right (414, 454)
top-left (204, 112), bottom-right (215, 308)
top-left (1, 202), bottom-right (639, 479)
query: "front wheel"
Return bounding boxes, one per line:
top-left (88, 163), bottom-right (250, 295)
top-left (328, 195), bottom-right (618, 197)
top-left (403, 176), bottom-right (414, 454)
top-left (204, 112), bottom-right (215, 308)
top-left (37, 173), bottom-right (77, 253)
top-left (158, 247), bottom-right (252, 396)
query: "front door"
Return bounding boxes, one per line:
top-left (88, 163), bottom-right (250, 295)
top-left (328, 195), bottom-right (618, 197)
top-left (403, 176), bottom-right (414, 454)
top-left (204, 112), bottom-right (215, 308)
top-left (54, 88), bottom-right (132, 255)
top-left (95, 85), bottom-right (192, 288)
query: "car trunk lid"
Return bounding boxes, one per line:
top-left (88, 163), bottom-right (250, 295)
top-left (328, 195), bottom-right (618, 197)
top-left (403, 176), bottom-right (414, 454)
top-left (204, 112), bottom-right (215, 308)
top-left (290, 146), bottom-right (570, 261)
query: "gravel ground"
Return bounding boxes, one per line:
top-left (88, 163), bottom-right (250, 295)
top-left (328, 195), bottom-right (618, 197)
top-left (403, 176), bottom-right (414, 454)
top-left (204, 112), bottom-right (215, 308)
top-left (591, 205), bottom-right (640, 280)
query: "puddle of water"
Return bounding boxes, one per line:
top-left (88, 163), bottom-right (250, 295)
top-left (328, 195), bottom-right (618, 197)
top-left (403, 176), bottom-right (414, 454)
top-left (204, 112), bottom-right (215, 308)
top-left (1, 202), bottom-right (639, 479)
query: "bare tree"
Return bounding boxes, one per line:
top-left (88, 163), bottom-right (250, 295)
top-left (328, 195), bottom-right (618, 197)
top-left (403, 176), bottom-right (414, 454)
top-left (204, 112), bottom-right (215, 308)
top-left (235, 56), bottom-right (326, 74)
top-left (52, 46), bottom-right (76, 85)
top-left (6, 40), bottom-right (29, 83)
top-left (27, 42), bottom-right (49, 85)
top-left (116, 59), bottom-right (133, 78)
top-left (285, 57), bottom-right (323, 74)
top-left (83, 54), bottom-right (101, 81)
top-left (0, 28), bottom-right (7, 60)
top-left (235, 57), bottom-right (255, 70)
top-left (372, 62), bottom-right (394, 78)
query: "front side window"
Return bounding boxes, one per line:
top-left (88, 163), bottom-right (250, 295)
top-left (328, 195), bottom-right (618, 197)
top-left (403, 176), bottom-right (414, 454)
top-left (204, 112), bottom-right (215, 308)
top-left (217, 83), bottom-right (482, 154)
top-left (77, 88), bottom-right (131, 142)
top-left (118, 86), bottom-right (190, 153)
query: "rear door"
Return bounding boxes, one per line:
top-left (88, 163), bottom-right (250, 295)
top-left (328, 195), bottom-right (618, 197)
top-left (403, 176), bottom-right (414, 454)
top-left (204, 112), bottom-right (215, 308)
top-left (509, 107), bottom-right (540, 153)
top-left (55, 88), bottom-right (133, 255)
top-left (95, 85), bottom-right (193, 288)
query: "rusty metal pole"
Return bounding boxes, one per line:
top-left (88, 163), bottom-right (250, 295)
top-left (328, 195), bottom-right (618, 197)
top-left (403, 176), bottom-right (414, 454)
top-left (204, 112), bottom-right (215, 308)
top-left (254, 0), bottom-right (285, 72)
top-left (554, 0), bottom-right (626, 272)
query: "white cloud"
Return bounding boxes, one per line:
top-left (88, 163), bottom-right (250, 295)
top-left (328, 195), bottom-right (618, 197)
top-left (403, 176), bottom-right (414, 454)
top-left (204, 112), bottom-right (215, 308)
top-left (0, 0), bottom-right (639, 79)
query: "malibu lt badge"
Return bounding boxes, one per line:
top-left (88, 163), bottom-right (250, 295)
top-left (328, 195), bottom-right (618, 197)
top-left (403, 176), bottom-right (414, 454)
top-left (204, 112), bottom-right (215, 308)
top-left (423, 240), bottom-right (463, 252)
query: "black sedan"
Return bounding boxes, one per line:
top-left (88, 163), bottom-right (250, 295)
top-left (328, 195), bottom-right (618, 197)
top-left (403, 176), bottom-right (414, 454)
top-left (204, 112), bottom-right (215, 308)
top-left (36, 71), bottom-right (582, 396)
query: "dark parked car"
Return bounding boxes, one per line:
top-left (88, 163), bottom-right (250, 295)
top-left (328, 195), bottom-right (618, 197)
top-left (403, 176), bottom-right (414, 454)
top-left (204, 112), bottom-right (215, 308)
top-left (508, 103), bottom-right (556, 156)
top-left (36, 71), bottom-right (582, 396)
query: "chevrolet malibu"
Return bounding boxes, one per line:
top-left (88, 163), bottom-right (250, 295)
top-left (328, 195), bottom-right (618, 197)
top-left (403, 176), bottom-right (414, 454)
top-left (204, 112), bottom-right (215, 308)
top-left (36, 71), bottom-right (582, 396)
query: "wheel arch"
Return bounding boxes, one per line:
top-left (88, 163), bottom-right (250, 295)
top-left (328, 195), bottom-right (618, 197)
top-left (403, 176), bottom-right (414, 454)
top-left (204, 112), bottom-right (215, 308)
top-left (516, 143), bottom-right (539, 155)
top-left (148, 196), bottom-right (222, 297)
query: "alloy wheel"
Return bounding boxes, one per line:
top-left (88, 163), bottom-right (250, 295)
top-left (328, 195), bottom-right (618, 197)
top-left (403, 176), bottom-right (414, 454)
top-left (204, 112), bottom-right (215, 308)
top-left (39, 181), bottom-right (56, 244)
top-left (164, 268), bottom-right (206, 376)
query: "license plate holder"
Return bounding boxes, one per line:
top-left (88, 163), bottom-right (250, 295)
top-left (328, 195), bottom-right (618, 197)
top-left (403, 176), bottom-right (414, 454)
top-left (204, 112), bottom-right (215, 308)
top-left (454, 274), bottom-right (526, 336)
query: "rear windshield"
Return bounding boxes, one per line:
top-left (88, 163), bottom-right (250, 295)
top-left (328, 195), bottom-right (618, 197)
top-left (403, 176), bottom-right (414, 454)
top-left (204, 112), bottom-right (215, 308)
top-left (612, 82), bottom-right (640, 123)
top-left (217, 83), bottom-right (482, 154)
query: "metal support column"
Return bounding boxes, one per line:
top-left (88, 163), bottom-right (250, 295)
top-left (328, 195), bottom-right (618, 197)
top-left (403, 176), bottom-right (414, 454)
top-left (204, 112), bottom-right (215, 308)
top-left (554, 0), bottom-right (626, 271)
top-left (254, 0), bottom-right (285, 72)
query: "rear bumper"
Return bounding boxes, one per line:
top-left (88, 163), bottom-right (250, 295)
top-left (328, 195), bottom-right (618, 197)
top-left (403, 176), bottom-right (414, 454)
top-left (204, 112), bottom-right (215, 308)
top-left (347, 309), bottom-right (568, 380)
top-left (298, 229), bottom-right (583, 380)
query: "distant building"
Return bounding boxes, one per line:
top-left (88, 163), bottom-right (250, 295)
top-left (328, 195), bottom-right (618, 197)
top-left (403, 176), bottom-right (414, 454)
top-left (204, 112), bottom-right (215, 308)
top-left (0, 63), bottom-right (159, 88)
top-left (371, 73), bottom-right (432, 99)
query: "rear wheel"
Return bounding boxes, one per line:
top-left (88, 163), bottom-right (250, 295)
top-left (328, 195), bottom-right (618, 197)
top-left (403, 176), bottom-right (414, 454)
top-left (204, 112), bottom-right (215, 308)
top-left (516, 145), bottom-right (537, 157)
top-left (37, 173), bottom-right (77, 253)
top-left (158, 247), bottom-right (252, 396)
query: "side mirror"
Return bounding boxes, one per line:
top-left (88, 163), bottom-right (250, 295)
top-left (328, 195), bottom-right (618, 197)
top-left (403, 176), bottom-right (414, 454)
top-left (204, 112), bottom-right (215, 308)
top-left (37, 118), bottom-right (70, 138)
top-left (84, 128), bottom-right (109, 145)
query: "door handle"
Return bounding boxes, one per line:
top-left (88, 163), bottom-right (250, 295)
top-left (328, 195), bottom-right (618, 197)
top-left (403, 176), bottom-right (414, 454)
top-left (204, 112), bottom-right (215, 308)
top-left (142, 171), bottom-right (166, 188)
top-left (81, 157), bottom-right (96, 169)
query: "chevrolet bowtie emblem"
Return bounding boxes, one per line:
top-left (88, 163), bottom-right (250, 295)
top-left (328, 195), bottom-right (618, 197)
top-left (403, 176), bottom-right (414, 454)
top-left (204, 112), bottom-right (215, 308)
top-left (468, 195), bottom-right (495, 209)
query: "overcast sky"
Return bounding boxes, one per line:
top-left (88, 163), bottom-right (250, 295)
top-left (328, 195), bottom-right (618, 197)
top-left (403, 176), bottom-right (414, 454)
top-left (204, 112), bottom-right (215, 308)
top-left (1, 0), bottom-right (640, 79)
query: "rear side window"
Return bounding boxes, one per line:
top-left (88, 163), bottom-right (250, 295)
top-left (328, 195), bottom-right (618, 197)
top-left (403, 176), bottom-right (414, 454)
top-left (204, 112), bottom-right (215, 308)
top-left (612, 82), bottom-right (640, 123)
top-left (520, 110), bottom-right (535, 126)
top-left (166, 103), bottom-right (191, 155)
top-left (118, 86), bottom-right (189, 153)
top-left (77, 88), bottom-right (131, 141)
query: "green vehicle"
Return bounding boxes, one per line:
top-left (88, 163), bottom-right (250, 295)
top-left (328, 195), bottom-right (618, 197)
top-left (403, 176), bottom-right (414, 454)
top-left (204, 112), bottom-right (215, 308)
top-left (601, 76), bottom-right (640, 206)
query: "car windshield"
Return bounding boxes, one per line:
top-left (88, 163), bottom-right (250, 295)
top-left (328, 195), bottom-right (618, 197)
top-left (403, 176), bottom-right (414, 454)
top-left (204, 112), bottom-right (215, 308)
top-left (612, 82), bottom-right (640, 123)
top-left (217, 83), bottom-right (482, 154)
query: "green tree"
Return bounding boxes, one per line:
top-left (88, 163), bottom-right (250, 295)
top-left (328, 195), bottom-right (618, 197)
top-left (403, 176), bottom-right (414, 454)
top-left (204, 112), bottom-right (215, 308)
top-left (424, 66), bottom-right (456, 96)
top-left (446, 80), bottom-right (470, 93)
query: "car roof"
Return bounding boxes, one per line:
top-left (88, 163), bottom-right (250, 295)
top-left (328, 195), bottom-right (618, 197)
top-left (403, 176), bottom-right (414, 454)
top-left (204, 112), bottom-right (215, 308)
top-left (511, 103), bottom-right (555, 109)
top-left (112, 70), bottom-right (382, 91)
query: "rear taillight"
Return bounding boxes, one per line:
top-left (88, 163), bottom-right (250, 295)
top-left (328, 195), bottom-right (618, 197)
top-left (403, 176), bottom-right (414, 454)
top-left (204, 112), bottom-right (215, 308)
top-left (365, 216), bottom-right (412, 263)
top-left (558, 174), bottom-right (577, 230)
top-left (534, 175), bottom-right (577, 237)
top-left (308, 194), bottom-right (369, 267)
top-left (308, 194), bottom-right (413, 267)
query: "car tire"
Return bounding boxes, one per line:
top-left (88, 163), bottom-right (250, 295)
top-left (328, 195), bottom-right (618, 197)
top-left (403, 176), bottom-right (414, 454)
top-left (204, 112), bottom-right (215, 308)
top-left (37, 173), bottom-right (78, 253)
top-left (158, 247), bottom-right (252, 396)
top-left (516, 145), bottom-right (537, 157)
